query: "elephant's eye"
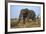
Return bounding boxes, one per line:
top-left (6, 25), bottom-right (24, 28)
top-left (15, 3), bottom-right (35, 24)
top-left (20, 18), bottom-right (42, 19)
top-left (23, 12), bottom-right (26, 13)
top-left (22, 11), bottom-right (25, 13)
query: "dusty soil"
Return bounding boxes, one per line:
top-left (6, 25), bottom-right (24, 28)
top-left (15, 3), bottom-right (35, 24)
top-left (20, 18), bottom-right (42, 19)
top-left (11, 19), bottom-right (41, 28)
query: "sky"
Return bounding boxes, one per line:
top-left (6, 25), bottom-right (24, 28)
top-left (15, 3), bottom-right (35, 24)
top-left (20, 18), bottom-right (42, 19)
top-left (10, 5), bottom-right (41, 18)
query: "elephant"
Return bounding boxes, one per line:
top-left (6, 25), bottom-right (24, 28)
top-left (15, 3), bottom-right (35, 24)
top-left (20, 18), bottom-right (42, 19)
top-left (18, 8), bottom-right (36, 24)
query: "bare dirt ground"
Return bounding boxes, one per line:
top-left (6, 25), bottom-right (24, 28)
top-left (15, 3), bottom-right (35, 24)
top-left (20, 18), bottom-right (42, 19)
top-left (11, 19), bottom-right (41, 28)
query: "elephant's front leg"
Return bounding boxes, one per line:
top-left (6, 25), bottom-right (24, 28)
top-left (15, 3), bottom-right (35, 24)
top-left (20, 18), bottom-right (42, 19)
top-left (27, 17), bottom-right (29, 22)
top-left (23, 17), bottom-right (25, 24)
top-left (27, 14), bottom-right (30, 22)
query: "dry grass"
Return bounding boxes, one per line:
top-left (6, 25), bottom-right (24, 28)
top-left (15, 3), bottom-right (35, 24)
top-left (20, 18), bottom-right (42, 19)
top-left (11, 19), bottom-right (41, 28)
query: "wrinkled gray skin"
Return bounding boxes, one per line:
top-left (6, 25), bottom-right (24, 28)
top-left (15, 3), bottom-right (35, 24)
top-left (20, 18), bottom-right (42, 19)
top-left (18, 8), bottom-right (36, 24)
